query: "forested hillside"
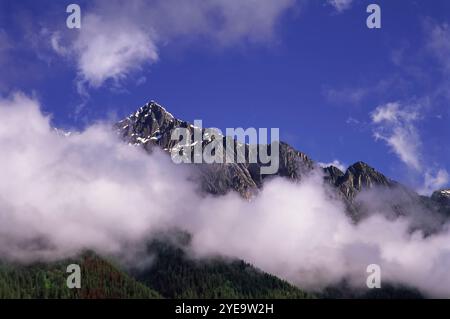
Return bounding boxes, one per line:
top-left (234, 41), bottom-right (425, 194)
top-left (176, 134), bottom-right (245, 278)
top-left (0, 253), bottom-right (160, 299)
top-left (0, 242), bottom-right (312, 299)
top-left (135, 240), bottom-right (312, 299)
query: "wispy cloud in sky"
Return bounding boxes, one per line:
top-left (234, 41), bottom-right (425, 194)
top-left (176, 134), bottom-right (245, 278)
top-left (327, 0), bottom-right (353, 13)
top-left (371, 102), bottom-right (422, 171)
top-left (421, 169), bottom-right (449, 195)
top-left (324, 17), bottom-right (450, 192)
top-left (323, 77), bottom-right (403, 107)
top-left (371, 101), bottom-right (449, 194)
top-left (51, 0), bottom-right (298, 92)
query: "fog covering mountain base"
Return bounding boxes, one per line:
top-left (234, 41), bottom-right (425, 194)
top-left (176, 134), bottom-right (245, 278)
top-left (1, 93), bottom-right (450, 297)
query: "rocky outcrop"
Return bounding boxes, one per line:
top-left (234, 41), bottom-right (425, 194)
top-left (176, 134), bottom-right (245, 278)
top-left (333, 161), bottom-right (394, 200)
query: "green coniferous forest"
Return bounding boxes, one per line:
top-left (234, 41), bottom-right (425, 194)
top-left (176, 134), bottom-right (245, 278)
top-left (0, 253), bottom-right (161, 299)
top-left (0, 230), bottom-right (426, 300)
top-left (134, 239), bottom-right (312, 299)
top-left (0, 239), bottom-right (311, 299)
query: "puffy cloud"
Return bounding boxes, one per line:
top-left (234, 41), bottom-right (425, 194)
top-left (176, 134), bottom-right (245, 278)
top-left (73, 14), bottom-right (159, 89)
top-left (0, 92), bottom-right (193, 261)
top-left (52, 0), bottom-right (297, 90)
top-left (2, 93), bottom-right (450, 297)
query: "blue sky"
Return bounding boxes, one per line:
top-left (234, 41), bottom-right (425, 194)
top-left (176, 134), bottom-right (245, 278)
top-left (0, 0), bottom-right (449, 192)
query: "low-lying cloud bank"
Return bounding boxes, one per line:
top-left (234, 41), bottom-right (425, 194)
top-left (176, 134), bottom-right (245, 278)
top-left (1, 93), bottom-right (450, 297)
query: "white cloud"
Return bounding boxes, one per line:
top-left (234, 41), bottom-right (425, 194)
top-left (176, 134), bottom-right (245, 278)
top-left (372, 102), bottom-right (399, 123)
top-left (318, 160), bottom-right (347, 172)
top-left (74, 14), bottom-right (159, 89)
top-left (370, 102), bottom-right (449, 193)
top-left (327, 0), bottom-right (353, 13)
top-left (376, 127), bottom-right (421, 171)
top-left (371, 102), bottom-right (419, 124)
top-left (371, 102), bottom-right (422, 171)
top-left (420, 169), bottom-right (449, 195)
top-left (3, 93), bottom-right (450, 297)
top-left (0, 93), bottom-right (192, 261)
top-left (52, 0), bottom-right (297, 91)
top-left (207, 0), bottom-right (297, 43)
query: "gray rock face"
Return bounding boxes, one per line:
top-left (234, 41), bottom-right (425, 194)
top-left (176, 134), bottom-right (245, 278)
top-left (333, 161), bottom-right (394, 200)
top-left (115, 100), bottom-right (450, 222)
top-left (115, 101), bottom-right (314, 198)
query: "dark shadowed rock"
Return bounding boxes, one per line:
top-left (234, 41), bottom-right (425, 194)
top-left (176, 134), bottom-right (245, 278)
top-left (323, 165), bottom-right (345, 186)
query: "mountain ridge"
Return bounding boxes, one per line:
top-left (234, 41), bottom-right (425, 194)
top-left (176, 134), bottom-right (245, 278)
top-left (115, 100), bottom-right (450, 222)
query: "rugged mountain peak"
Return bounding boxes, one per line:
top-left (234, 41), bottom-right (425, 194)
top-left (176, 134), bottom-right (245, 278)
top-left (115, 100), bottom-right (314, 197)
top-left (334, 161), bottom-right (394, 200)
top-left (346, 161), bottom-right (392, 185)
top-left (114, 101), bottom-right (395, 202)
top-left (115, 101), bottom-right (185, 149)
top-left (134, 101), bottom-right (175, 121)
top-left (114, 99), bottom-right (450, 220)
top-left (348, 161), bottom-right (370, 171)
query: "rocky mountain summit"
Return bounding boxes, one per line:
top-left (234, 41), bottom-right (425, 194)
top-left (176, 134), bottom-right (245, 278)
top-left (115, 101), bottom-right (315, 198)
top-left (115, 101), bottom-right (449, 221)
